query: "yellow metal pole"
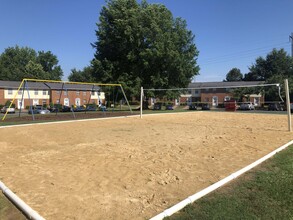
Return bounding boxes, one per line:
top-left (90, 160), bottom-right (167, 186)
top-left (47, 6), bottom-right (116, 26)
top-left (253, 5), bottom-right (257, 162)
top-left (2, 79), bottom-right (25, 121)
top-left (23, 78), bottom-right (121, 87)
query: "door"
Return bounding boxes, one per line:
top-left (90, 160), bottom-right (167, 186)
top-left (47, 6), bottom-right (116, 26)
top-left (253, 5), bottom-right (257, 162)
top-left (75, 98), bottom-right (80, 106)
top-left (33, 99), bottom-right (39, 106)
top-left (18, 99), bottom-right (24, 109)
top-left (64, 98), bottom-right (70, 106)
top-left (212, 96), bottom-right (218, 107)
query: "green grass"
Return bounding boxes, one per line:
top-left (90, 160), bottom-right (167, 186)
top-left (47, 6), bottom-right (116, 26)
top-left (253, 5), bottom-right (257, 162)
top-left (166, 145), bottom-right (293, 220)
top-left (0, 193), bottom-right (25, 220)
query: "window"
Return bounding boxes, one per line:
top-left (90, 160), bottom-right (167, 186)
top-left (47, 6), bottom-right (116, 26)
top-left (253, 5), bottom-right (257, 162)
top-left (64, 91), bottom-right (68, 96)
top-left (76, 91), bottom-right (80, 95)
top-left (205, 89), bottom-right (209, 92)
top-left (83, 91), bottom-right (86, 96)
top-left (224, 96), bottom-right (230, 101)
top-left (18, 90), bottom-right (22, 95)
top-left (56, 91), bottom-right (61, 95)
top-left (42, 100), bottom-right (47, 105)
top-left (8, 89), bottom-right (13, 95)
top-left (194, 90), bottom-right (199, 94)
top-left (43, 90), bottom-right (47, 95)
top-left (34, 89), bottom-right (38, 95)
top-left (83, 99), bottom-right (87, 103)
top-left (204, 97), bottom-right (209, 102)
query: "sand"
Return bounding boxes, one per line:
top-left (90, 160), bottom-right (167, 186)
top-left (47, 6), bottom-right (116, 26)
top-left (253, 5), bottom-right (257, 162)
top-left (0, 112), bottom-right (292, 219)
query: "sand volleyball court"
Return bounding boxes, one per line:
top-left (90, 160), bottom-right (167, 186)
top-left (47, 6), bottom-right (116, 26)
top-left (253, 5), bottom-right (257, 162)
top-left (0, 112), bottom-right (292, 219)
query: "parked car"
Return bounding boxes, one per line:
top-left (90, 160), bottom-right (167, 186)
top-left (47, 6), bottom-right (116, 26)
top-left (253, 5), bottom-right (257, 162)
top-left (189, 104), bottom-right (197, 110)
top-left (239, 102), bottom-right (255, 110)
top-left (153, 103), bottom-right (162, 110)
top-left (86, 105), bottom-right (97, 111)
top-left (100, 105), bottom-right (107, 111)
top-left (1, 106), bottom-right (15, 114)
top-left (72, 106), bottom-right (86, 112)
top-left (48, 106), bottom-right (59, 113)
top-left (201, 103), bottom-right (210, 110)
top-left (61, 106), bottom-right (72, 112)
top-left (268, 103), bottom-right (283, 111)
top-left (28, 105), bottom-right (50, 114)
top-left (165, 104), bottom-right (174, 110)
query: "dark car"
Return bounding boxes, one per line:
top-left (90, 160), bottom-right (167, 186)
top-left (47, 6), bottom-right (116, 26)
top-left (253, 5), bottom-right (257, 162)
top-left (153, 103), bottom-right (162, 110)
top-left (61, 106), bottom-right (72, 112)
top-left (86, 106), bottom-right (97, 111)
top-left (28, 105), bottom-right (50, 114)
top-left (165, 104), bottom-right (174, 110)
top-left (48, 106), bottom-right (59, 113)
top-left (268, 103), bottom-right (283, 111)
top-left (72, 106), bottom-right (86, 112)
top-left (100, 105), bottom-right (107, 111)
top-left (189, 104), bottom-right (197, 110)
top-left (202, 103), bottom-right (210, 110)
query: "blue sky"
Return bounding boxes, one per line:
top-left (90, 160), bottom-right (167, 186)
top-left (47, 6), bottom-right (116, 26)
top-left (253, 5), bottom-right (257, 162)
top-left (0, 0), bottom-right (292, 82)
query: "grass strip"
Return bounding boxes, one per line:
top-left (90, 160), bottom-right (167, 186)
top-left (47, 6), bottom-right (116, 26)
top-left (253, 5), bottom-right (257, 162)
top-left (166, 145), bottom-right (293, 220)
top-left (0, 193), bottom-right (26, 220)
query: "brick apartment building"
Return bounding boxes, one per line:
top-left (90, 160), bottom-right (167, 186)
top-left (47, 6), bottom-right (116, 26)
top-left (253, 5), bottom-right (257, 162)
top-left (0, 80), bottom-right (105, 109)
top-left (181, 81), bottom-right (265, 107)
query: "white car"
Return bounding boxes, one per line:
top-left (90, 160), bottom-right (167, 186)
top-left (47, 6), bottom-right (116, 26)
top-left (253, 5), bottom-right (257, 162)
top-left (1, 106), bottom-right (15, 114)
top-left (239, 102), bottom-right (255, 110)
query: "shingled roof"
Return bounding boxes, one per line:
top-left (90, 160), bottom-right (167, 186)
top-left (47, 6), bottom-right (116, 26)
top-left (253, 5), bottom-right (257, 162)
top-left (0, 80), bottom-right (101, 91)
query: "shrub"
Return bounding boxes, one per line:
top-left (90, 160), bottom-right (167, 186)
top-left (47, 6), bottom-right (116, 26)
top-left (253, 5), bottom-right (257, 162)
top-left (4, 100), bottom-right (15, 108)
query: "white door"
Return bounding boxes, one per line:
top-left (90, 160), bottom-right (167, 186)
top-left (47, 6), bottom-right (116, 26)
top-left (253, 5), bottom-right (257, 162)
top-left (18, 99), bottom-right (24, 109)
top-left (33, 99), bottom-right (39, 106)
top-left (75, 98), bottom-right (80, 106)
top-left (212, 96), bottom-right (218, 107)
top-left (64, 98), bottom-right (70, 106)
top-left (254, 97), bottom-right (260, 106)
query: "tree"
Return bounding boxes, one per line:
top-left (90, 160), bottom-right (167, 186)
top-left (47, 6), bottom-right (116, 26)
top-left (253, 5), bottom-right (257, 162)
top-left (244, 48), bottom-right (293, 101)
top-left (68, 66), bottom-right (95, 82)
top-left (91, 0), bottom-right (199, 98)
top-left (36, 51), bottom-right (63, 80)
top-left (224, 68), bottom-right (243, 81)
top-left (244, 49), bottom-right (293, 81)
top-left (0, 46), bottom-right (63, 81)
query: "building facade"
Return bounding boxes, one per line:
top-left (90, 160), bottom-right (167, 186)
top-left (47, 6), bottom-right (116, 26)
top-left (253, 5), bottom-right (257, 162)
top-left (181, 81), bottom-right (265, 107)
top-left (0, 81), bottom-right (105, 109)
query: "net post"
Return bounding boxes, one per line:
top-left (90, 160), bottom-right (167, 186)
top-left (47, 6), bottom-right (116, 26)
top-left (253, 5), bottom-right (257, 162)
top-left (284, 79), bottom-right (292, 132)
top-left (120, 85), bottom-right (132, 114)
top-left (140, 87), bottom-right (143, 119)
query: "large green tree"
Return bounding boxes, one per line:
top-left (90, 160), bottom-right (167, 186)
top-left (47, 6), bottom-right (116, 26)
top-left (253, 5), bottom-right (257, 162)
top-left (0, 46), bottom-right (63, 81)
top-left (68, 66), bottom-right (95, 82)
top-left (91, 0), bottom-right (199, 98)
top-left (224, 68), bottom-right (243, 82)
top-left (244, 48), bottom-right (293, 101)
